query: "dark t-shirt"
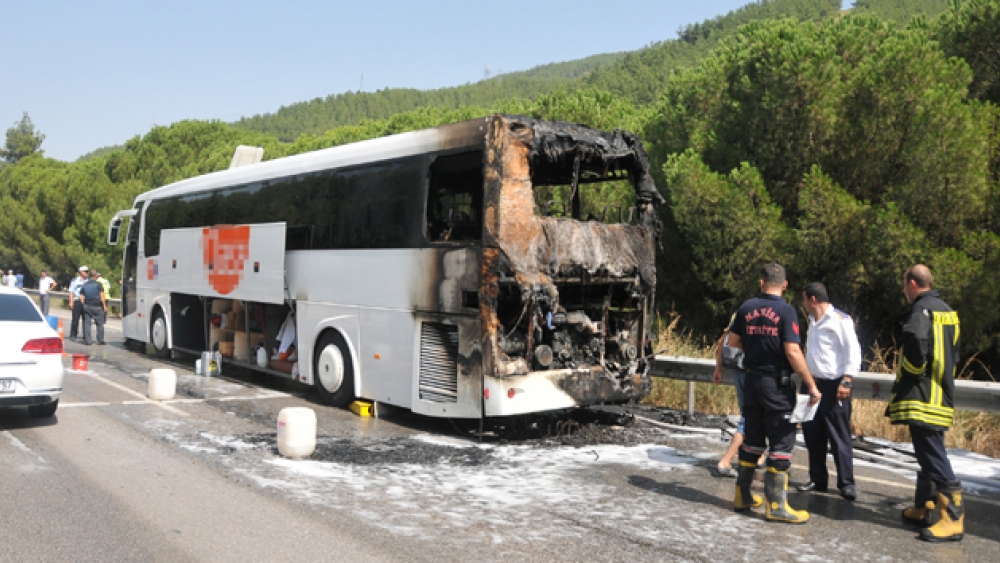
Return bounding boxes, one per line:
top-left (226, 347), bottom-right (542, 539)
top-left (732, 293), bottom-right (800, 374)
top-left (80, 279), bottom-right (105, 304)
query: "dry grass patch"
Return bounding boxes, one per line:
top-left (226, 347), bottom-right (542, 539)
top-left (645, 317), bottom-right (1000, 458)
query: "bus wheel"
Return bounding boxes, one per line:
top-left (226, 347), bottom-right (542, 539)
top-left (151, 308), bottom-right (171, 359)
top-left (314, 330), bottom-right (355, 408)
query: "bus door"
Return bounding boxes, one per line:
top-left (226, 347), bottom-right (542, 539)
top-left (108, 204), bottom-right (143, 339)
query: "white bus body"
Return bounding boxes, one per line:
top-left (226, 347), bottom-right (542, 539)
top-left (109, 115), bottom-right (662, 418)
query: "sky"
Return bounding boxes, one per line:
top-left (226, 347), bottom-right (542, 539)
top-left (1, 0), bottom-right (833, 162)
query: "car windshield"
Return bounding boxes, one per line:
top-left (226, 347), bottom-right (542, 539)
top-left (0, 294), bottom-right (43, 322)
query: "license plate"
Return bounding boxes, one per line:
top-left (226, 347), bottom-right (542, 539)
top-left (0, 379), bottom-right (14, 393)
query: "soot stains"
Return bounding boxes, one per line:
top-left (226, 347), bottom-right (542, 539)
top-left (308, 437), bottom-right (495, 466)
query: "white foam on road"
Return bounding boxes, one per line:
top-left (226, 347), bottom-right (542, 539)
top-left (858, 436), bottom-right (1000, 491)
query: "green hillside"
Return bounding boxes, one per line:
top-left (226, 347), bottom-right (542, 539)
top-left (852, 0), bottom-right (951, 22)
top-left (584, 0), bottom-right (843, 104)
top-left (234, 0), bottom-right (845, 139)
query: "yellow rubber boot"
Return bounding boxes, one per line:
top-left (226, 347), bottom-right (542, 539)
top-left (764, 467), bottom-right (810, 524)
top-left (734, 461), bottom-right (762, 511)
top-left (920, 485), bottom-right (964, 542)
top-left (902, 473), bottom-right (937, 527)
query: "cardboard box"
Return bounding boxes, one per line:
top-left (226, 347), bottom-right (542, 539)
top-left (226, 311), bottom-right (246, 332)
top-left (234, 331), bottom-right (266, 363)
top-left (211, 299), bottom-right (232, 314)
top-left (218, 341), bottom-right (235, 358)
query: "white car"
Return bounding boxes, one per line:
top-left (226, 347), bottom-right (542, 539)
top-left (0, 286), bottom-right (65, 417)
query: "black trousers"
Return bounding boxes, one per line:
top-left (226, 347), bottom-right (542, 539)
top-left (801, 378), bottom-right (854, 489)
top-left (739, 372), bottom-right (797, 471)
top-left (70, 300), bottom-right (83, 338)
top-left (910, 424), bottom-right (957, 486)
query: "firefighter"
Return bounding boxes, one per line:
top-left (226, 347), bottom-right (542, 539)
top-left (726, 262), bottom-right (821, 523)
top-left (889, 264), bottom-right (964, 542)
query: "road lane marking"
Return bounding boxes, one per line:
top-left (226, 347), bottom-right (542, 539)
top-left (83, 372), bottom-right (189, 417)
top-left (2, 430), bottom-right (47, 463)
top-left (61, 393), bottom-right (302, 409)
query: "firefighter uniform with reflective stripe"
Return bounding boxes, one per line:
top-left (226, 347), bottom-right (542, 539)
top-left (888, 290), bottom-right (958, 434)
top-left (888, 289), bottom-right (964, 541)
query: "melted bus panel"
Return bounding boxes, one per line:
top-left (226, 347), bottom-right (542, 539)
top-left (479, 115), bottom-right (663, 415)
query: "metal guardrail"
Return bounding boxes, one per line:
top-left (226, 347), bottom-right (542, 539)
top-left (22, 288), bottom-right (122, 316)
top-left (651, 355), bottom-right (1000, 414)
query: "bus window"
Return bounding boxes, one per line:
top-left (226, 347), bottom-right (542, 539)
top-left (426, 151), bottom-right (483, 242)
top-left (533, 177), bottom-right (636, 224)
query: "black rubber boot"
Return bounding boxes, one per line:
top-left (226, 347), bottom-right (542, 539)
top-left (920, 482), bottom-right (964, 542)
top-left (733, 460), bottom-right (762, 511)
top-left (764, 467), bottom-right (810, 524)
top-left (902, 472), bottom-right (937, 527)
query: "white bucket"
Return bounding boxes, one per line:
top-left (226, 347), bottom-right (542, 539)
top-left (277, 407), bottom-right (316, 458)
top-left (148, 369), bottom-right (177, 401)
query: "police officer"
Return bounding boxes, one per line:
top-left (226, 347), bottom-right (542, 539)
top-left (797, 282), bottom-right (861, 501)
top-left (68, 266), bottom-right (89, 340)
top-left (727, 262), bottom-right (821, 523)
top-left (890, 264), bottom-right (964, 542)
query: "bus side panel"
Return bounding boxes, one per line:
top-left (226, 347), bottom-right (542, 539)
top-left (359, 307), bottom-right (414, 409)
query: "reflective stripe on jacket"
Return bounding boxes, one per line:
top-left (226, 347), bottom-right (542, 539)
top-left (887, 290), bottom-right (959, 430)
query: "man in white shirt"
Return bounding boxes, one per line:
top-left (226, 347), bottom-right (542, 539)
top-left (38, 270), bottom-right (58, 316)
top-left (68, 266), bottom-right (89, 339)
top-left (797, 282), bottom-right (862, 501)
top-left (4, 270), bottom-right (16, 287)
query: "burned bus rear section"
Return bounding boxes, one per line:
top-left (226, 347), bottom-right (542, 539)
top-left (478, 115), bottom-right (663, 415)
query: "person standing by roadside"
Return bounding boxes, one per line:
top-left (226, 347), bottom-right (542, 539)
top-left (711, 313), bottom-right (765, 476)
top-left (890, 264), bottom-right (964, 542)
top-left (68, 266), bottom-right (89, 340)
top-left (4, 270), bottom-right (16, 287)
top-left (796, 282), bottom-right (861, 501)
top-left (79, 270), bottom-right (107, 345)
top-left (94, 271), bottom-right (111, 300)
top-left (726, 262), bottom-right (821, 524)
top-left (37, 270), bottom-right (58, 316)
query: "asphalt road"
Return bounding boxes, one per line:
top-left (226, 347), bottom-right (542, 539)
top-left (3, 308), bottom-right (1000, 562)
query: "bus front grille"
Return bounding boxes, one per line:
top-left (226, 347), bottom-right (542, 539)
top-left (419, 322), bottom-right (459, 403)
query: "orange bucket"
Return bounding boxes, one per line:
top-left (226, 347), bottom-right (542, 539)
top-left (72, 354), bottom-right (89, 372)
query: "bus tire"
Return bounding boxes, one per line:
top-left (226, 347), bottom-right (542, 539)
top-left (314, 330), bottom-right (355, 408)
top-left (150, 308), bottom-right (171, 359)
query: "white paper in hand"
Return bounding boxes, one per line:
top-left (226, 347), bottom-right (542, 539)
top-left (790, 394), bottom-right (820, 423)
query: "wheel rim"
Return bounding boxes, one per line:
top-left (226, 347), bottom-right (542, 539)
top-left (152, 316), bottom-right (167, 350)
top-left (317, 344), bottom-right (345, 393)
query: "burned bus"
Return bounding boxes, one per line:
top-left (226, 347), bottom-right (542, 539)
top-left (107, 114), bottom-right (662, 418)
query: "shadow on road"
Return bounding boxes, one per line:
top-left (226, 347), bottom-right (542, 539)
top-left (0, 409), bottom-right (60, 430)
top-left (629, 474), bottom-right (732, 511)
top-left (629, 472), bottom-right (1000, 544)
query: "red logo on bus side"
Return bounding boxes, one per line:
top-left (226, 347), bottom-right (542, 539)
top-left (201, 225), bottom-right (250, 295)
